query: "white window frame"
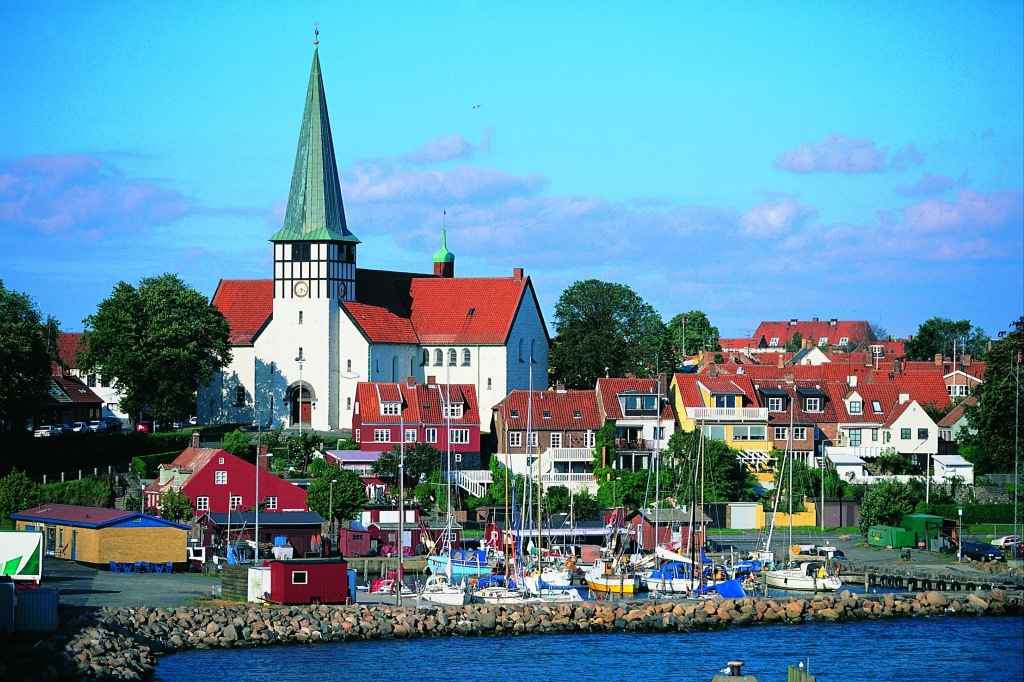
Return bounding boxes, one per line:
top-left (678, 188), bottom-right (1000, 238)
top-left (768, 397), bottom-right (783, 412)
top-left (839, 337), bottom-right (849, 346)
top-left (425, 428), bottom-right (437, 443)
top-left (804, 398), bottom-right (821, 412)
top-left (461, 348), bottom-right (471, 366)
top-left (818, 337), bottom-right (829, 346)
top-left (229, 495), bottom-right (242, 510)
top-left (381, 402), bottom-right (401, 416)
top-left (215, 471), bottom-right (227, 485)
top-left (196, 496), bottom-right (209, 512)
top-left (774, 427), bottom-right (788, 441)
top-left (586, 431), bottom-right (595, 448)
top-left (793, 427), bottom-right (807, 441)
top-left (509, 432), bottom-right (522, 447)
top-left (769, 337), bottom-right (779, 346)
top-left (450, 429), bottom-right (470, 444)
top-left (448, 349), bottom-right (457, 366)
top-left (526, 432), bottom-right (538, 447)
top-left (265, 496), bottom-right (278, 510)
top-left (292, 571), bottom-right (308, 585)
top-left (405, 428), bottom-right (417, 443)
top-left (550, 433), bottom-right (562, 448)
top-left (443, 403), bottom-right (464, 419)
top-left (374, 429), bottom-right (391, 443)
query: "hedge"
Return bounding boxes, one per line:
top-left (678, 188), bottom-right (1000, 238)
top-left (929, 503), bottom-right (1015, 524)
top-left (131, 452), bottom-right (184, 478)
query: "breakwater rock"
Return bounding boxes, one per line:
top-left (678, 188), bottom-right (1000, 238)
top-left (4, 590), bottom-right (1021, 681)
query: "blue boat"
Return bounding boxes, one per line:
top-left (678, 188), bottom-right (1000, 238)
top-left (426, 548), bottom-right (494, 578)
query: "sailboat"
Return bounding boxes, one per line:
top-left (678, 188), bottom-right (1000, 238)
top-left (762, 391), bottom-right (841, 593)
top-left (584, 507), bottom-right (643, 596)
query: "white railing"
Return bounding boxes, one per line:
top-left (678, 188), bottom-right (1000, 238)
top-left (689, 407), bottom-right (768, 421)
top-left (540, 473), bottom-right (595, 483)
top-left (543, 447), bottom-right (593, 461)
top-left (447, 469), bottom-right (493, 498)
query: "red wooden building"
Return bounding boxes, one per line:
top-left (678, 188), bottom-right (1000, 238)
top-left (624, 508), bottom-right (710, 552)
top-left (339, 506), bottom-right (460, 556)
top-left (145, 435), bottom-right (307, 516)
top-left (269, 558), bottom-right (348, 605)
top-left (352, 378), bottom-right (483, 470)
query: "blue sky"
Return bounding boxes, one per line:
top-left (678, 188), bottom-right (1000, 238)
top-left (2, 2), bottom-right (1021, 340)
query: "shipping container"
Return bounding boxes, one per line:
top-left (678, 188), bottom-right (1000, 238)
top-left (268, 558), bottom-right (348, 605)
top-left (15, 587), bottom-right (59, 632)
top-left (867, 525), bottom-right (916, 548)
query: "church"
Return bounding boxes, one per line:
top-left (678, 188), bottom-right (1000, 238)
top-left (196, 45), bottom-right (550, 432)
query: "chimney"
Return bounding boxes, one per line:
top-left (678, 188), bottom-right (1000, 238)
top-left (963, 354), bottom-right (971, 367)
top-left (899, 392), bottom-right (910, 404)
top-left (829, 318), bottom-right (838, 326)
top-left (934, 353), bottom-right (942, 365)
top-left (427, 376), bottom-right (436, 385)
top-left (848, 375), bottom-right (858, 388)
top-left (707, 365), bottom-right (718, 378)
top-left (407, 376), bottom-right (416, 387)
top-left (555, 383), bottom-right (566, 392)
top-left (784, 371), bottom-right (794, 383)
top-left (778, 354), bottom-right (784, 369)
top-left (789, 319), bottom-right (798, 326)
top-left (191, 432), bottom-right (200, 448)
top-left (513, 267), bottom-right (524, 282)
top-left (893, 359), bottom-right (902, 375)
top-left (812, 317), bottom-right (819, 322)
top-left (257, 445), bottom-right (270, 470)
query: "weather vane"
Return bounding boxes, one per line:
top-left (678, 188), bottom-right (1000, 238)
top-left (314, 21), bottom-right (319, 45)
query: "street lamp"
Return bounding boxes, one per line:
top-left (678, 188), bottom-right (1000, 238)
top-left (295, 354), bottom-right (304, 435)
top-left (957, 506), bottom-right (964, 563)
top-left (328, 478), bottom-right (338, 540)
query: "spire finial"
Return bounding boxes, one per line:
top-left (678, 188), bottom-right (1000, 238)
top-left (314, 21), bottom-right (319, 45)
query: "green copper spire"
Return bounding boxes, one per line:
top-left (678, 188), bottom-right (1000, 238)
top-left (433, 229), bottom-right (455, 263)
top-left (270, 48), bottom-right (359, 243)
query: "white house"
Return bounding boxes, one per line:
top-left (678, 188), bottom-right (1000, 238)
top-left (932, 454), bottom-right (975, 485)
top-left (197, 47), bottom-right (549, 432)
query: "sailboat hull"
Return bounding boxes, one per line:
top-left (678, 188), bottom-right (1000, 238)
top-left (765, 568), bottom-right (842, 592)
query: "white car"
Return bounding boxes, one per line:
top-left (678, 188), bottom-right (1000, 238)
top-left (88, 420), bottom-right (107, 432)
top-left (993, 535), bottom-right (1020, 549)
top-left (71, 421), bottom-right (94, 433)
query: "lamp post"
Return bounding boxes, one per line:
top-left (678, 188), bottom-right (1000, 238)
top-left (328, 478), bottom-right (338, 538)
top-left (295, 354), bottom-right (304, 435)
top-left (957, 506), bottom-right (963, 563)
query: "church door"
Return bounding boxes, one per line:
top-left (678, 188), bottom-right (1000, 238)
top-left (300, 401), bottom-right (312, 424)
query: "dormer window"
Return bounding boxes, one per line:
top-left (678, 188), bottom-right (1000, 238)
top-left (849, 400), bottom-right (862, 414)
top-left (543, 410), bottom-right (551, 418)
top-left (381, 402), bottom-right (401, 416)
top-left (768, 397), bottom-right (783, 412)
top-left (573, 410), bottom-right (581, 419)
top-left (770, 337), bottom-right (780, 347)
top-left (839, 337), bottom-right (849, 346)
top-left (819, 337), bottom-right (829, 346)
top-left (622, 394), bottom-right (659, 416)
top-left (443, 403), bottom-right (463, 419)
top-left (510, 409), bottom-right (519, 418)
top-left (872, 400), bottom-right (882, 413)
top-left (805, 397), bottom-right (821, 412)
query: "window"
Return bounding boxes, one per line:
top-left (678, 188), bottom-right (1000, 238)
top-left (87, 374), bottom-right (96, 387)
top-left (818, 337), bottom-right (829, 347)
top-left (462, 349), bottom-right (471, 366)
top-left (804, 397), bottom-right (821, 412)
top-left (291, 571), bottom-right (308, 585)
top-left (768, 397), bottom-right (783, 412)
top-left (299, 311), bottom-right (303, 324)
top-left (703, 425), bottom-right (726, 440)
top-left (872, 400), bottom-right (882, 413)
top-left (792, 427), bottom-right (807, 441)
top-left (871, 429), bottom-right (878, 442)
top-left (839, 337), bottom-right (849, 346)
top-left (573, 410), bottom-right (581, 419)
top-left (196, 496), bottom-right (209, 512)
top-left (948, 384), bottom-right (970, 397)
top-left (527, 432), bottom-right (538, 447)
top-left (101, 375), bottom-right (111, 387)
top-left (450, 429), bottom-right (470, 444)
top-left (235, 385), bottom-right (246, 407)
top-left (849, 400), bottom-right (862, 414)
top-left (487, 378), bottom-right (492, 390)
top-left (769, 337), bottom-right (779, 346)
top-left (298, 347), bottom-right (303, 360)
top-left (585, 431), bottom-right (595, 448)
top-left (229, 495), bottom-right (242, 510)
top-left (448, 349), bottom-right (457, 366)
top-left (346, 359), bottom-right (351, 372)
top-left (443, 403), bottom-right (464, 419)
top-left (510, 409), bottom-right (519, 418)
top-left (374, 429), bottom-right (391, 443)
top-left (454, 453), bottom-right (462, 463)
top-left (714, 394), bottom-right (735, 408)
top-left (264, 496), bottom-right (278, 510)
top-left (346, 397), bottom-right (351, 410)
top-left (291, 243), bottom-right (311, 262)
top-left (381, 402), bottom-right (401, 416)
top-left (733, 425), bottom-right (766, 441)
top-left (900, 428), bottom-right (911, 440)
top-left (215, 471), bottom-right (227, 485)
top-left (849, 428), bottom-right (861, 446)
top-left (542, 410), bottom-right (551, 418)
top-left (509, 432), bottom-right (522, 447)
top-left (434, 349), bottom-right (443, 366)
top-left (422, 350), bottom-right (430, 366)
top-left (917, 428), bottom-right (928, 440)
top-left (426, 428), bottom-right (437, 443)
top-left (774, 427), bottom-right (788, 441)
top-left (218, 457), bottom-right (224, 464)
top-left (354, 430), bottom-right (361, 442)
top-left (550, 433), bottom-right (562, 448)
top-left (405, 428), bottom-right (416, 443)
top-left (518, 339), bottom-right (524, 363)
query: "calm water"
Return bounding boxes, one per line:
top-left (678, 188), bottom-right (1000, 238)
top-left (154, 616), bottom-right (1023, 682)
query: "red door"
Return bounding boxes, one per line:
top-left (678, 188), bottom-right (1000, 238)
top-left (300, 401), bottom-right (312, 423)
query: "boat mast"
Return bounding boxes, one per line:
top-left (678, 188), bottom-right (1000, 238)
top-left (531, 357), bottom-right (543, 574)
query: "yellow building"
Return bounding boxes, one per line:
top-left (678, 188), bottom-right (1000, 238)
top-left (11, 503), bottom-right (189, 566)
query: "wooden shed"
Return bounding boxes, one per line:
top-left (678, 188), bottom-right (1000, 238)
top-left (11, 504), bottom-right (189, 565)
top-left (268, 558), bottom-right (348, 605)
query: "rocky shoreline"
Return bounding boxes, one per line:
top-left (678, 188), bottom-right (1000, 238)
top-left (3, 589), bottom-right (1021, 681)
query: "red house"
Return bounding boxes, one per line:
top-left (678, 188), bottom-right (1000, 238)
top-left (352, 377), bottom-right (483, 470)
top-left (268, 558), bottom-right (349, 605)
top-left (145, 436), bottom-right (307, 516)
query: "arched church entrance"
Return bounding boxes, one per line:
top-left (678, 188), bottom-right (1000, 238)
top-left (288, 384), bottom-right (313, 426)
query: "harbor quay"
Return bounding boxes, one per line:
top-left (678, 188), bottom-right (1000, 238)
top-left (1, 589), bottom-right (1020, 681)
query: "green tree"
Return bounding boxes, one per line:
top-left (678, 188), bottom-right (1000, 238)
top-left (961, 323), bottom-right (1024, 474)
top-left (550, 280), bottom-right (670, 389)
top-left (0, 469), bottom-right (43, 524)
top-left (222, 429), bottom-right (252, 458)
top-left (903, 317), bottom-right (989, 361)
top-left (784, 332), bottom-right (804, 353)
top-left (544, 484), bottom-right (571, 514)
top-left (372, 442), bottom-right (442, 489)
top-left (0, 281), bottom-right (60, 430)
top-left (771, 453), bottom-right (845, 502)
top-left (307, 464), bottom-right (367, 524)
top-left (858, 478), bottom-right (916, 534)
top-left (668, 431), bottom-right (758, 503)
top-left (874, 448), bottom-right (915, 475)
top-left (287, 431), bottom-right (323, 474)
top-left (160, 488), bottom-right (194, 522)
top-left (81, 274), bottom-right (232, 423)
top-left (667, 311), bottom-right (722, 364)
top-left (42, 476), bottom-right (113, 507)
top-left (484, 455), bottom-right (528, 513)
top-left (570, 488), bottom-right (601, 522)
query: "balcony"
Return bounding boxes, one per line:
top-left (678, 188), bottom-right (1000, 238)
top-left (543, 447), bottom-right (594, 461)
top-left (689, 407), bottom-right (767, 422)
top-left (540, 473), bottom-right (596, 483)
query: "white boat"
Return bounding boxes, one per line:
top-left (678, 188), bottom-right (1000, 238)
top-left (521, 566), bottom-right (574, 594)
top-left (473, 585), bottom-right (532, 605)
top-left (418, 572), bottom-right (470, 606)
top-left (765, 560), bottom-right (842, 592)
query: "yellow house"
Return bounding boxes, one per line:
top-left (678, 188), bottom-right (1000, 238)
top-left (671, 372), bottom-right (772, 474)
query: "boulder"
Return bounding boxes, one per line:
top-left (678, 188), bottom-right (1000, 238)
top-left (924, 591), bottom-right (948, 607)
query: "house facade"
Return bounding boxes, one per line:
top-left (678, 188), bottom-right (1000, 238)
top-left (594, 377), bottom-right (675, 473)
top-left (196, 47), bottom-right (549, 432)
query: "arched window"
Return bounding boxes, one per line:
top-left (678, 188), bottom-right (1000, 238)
top-left (346, 359), bottom-right (352, 372)
top-left (235, 385), bottom-right (246, 407)
top-left (298, 311), bottom-right (303, 324)
top-left (518, 339), bottom-right (524, 363)
top-left (530, 339), bottom-right (536, 363)
top-left (434, 349), bottom-right (443, 366)
top-left (462, 348), bottom-right (471, 366)
top-left (422, 349), bottom-right (430, 366)
top-left (448, 349), bottom-right (457, 366)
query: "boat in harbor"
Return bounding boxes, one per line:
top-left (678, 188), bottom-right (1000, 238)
top-left (764, 559), bottom-right (841, 592)
top-left (418, 572), bottom-right (470, 606)
top-left (426, 547), bottom-right (495, 579)
top-left (584, 510), bottom-right (644, 596)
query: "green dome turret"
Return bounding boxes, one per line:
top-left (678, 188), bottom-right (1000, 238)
top-left (433, 230), bottom-right (455, 263)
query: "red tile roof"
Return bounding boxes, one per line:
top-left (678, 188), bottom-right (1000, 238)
top-left (145, 448), bottom-right (228, 495)
top-left (595, 378), bottom-right (674, 419)
top-left (938, 395), bottom-right (977, 427)
top-left (12, 503), bottom-right (134, 526)
top-left (494, 389), bottom-right (603, 431)
top-left (57, 332), bottom-right (85, 368)
top-left (753, 320), bottom-right (873, 347)
top-left (211, 280), bottom-right (273, 345)
top-left (51, 375), bottom-right (103, 404)
top-left (342, 301), bottom-right (418, 344)
top-left (406, 276), bottom-right (537, 345)
top-left (355, 381), bottom-right (479, 426)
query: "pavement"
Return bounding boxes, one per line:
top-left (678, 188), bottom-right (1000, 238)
top-left (41, 559), bottom-right (219, 611)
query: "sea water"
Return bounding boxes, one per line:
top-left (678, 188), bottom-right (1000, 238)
top-left (154, 615), bottom-right (1023, 682)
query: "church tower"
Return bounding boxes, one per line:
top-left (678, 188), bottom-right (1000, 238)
top-left (432, 229), bottom-right (455, 278)
top-left (268, 44), bottom-right (357, 429)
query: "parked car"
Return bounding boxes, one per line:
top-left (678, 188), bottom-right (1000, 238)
top-left (88, 419), bottom-right (107, 432)
top-left (1012, 542), bottom-right (1024, 559)
top-left (102, 417), bottom-right (123, 431)
top-left (34, 425), bottom-right (64, 437)
top-left (71, 421), bottom-right (93, 433)
top-left (993, 535), bottom-right (1020, 549)
top-left (961, 540), bottom-right (1005, 562)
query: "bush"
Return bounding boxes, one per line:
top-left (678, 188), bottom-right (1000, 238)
top-left (930, 503), bottom-right (1015, 524)
top-left (131, 452), bottom-right (180, 478)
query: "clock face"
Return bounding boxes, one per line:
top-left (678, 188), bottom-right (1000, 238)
top-left (337, 281), bottom-right (347, 298)
top-left (293, 280), bottom-right (309, 297)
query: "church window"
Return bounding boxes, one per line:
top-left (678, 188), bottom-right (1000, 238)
top-left (299, 311), bottom-right (303, 324)
top-left (346, 359), bottom-right (351, 372)
top-left (434, 349), bottom-right (443, 366)
top-left (346, 397), bottom-right (351, 410)
top-left (448, 349), bottom-right (457, 366)
top-left (235, 385), bottom-right (246, 407)
top-left (297, 347), bottom-right (304, 360)
top-left (487, 378), bottom-right (492, 390)
top-left (292, 243), bottom-right (311, 262)
top-left (530, 339), bottom-right (536, 363)
top-left (518, 339), bottom-right (524, 363)
top-left (422, 350), bottom-right (430, 366)
top-left (462, 349), bottom-right (471, 366)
